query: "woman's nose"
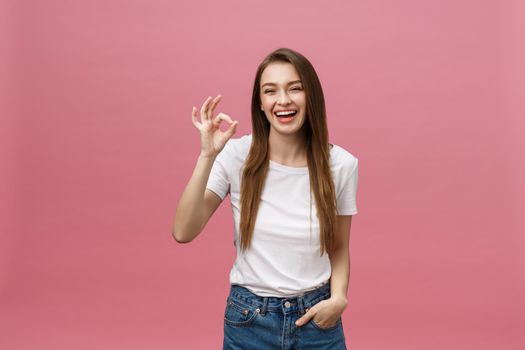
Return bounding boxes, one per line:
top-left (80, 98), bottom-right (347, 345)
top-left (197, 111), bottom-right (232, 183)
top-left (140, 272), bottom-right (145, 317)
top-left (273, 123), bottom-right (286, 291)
top-left (277, 91), bottom-right (291, 105)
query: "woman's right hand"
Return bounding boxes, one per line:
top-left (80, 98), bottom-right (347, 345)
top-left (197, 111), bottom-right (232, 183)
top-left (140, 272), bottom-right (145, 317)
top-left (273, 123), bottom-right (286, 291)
top-left (191, 94), bottom-right (238, 158)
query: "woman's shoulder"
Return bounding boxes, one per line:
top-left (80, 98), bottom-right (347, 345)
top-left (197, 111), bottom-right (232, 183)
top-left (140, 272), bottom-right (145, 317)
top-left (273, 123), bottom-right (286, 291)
top-left (222, 133), bottom-right (252, 158)
top-left (330, 143), bottom-right (358, 172)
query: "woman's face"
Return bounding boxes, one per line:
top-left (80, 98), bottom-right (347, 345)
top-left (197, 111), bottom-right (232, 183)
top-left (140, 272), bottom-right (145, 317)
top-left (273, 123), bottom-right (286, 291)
top-left (259, 62), bottom-right (307, 136)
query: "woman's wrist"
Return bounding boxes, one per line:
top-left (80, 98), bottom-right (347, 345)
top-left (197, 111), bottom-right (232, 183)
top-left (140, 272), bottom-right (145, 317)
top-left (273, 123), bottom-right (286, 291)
top-left (199, 152), bottom-right (217, 160)
top-left (330, 294), bottom-right (348, 308)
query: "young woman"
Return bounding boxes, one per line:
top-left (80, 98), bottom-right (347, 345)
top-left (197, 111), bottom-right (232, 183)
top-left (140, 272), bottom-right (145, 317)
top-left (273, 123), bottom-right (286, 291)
top-left (173, 47), bottom-right (358, 350)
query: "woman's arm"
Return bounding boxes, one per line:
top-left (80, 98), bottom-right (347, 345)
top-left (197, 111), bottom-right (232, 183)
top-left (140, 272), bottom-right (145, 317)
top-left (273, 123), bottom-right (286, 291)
top-left (171, 154), bottom-right (222, 243)
top-left (328, 215), bottom-right (352, 304)
top-left (172, 94), bottom-right (238, 243)
top-left (295, 215), bottom-right (352, 328)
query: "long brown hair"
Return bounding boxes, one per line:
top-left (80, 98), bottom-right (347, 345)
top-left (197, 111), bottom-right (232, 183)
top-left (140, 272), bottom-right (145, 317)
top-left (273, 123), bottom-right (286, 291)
top-left (239, 47), bottom-right (337, 256)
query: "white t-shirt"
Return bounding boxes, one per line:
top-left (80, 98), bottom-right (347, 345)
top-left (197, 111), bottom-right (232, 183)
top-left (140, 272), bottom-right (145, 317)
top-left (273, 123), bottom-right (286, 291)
top-left (206, 134), bottom-right (358, 297)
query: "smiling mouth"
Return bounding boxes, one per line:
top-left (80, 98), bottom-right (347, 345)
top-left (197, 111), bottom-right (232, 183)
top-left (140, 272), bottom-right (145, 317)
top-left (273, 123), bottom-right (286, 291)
top-left (274, 110), bottom-right (298, 118)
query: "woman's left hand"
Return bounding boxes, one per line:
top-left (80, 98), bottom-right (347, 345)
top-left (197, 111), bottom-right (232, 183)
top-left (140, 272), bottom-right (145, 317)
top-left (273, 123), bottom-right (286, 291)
top-left (295, 296), bottom-right (348, 329)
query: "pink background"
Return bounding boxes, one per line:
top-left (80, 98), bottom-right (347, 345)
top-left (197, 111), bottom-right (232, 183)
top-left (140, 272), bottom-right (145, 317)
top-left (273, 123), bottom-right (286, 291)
top-left (1, 0), bottom-right (524, 349)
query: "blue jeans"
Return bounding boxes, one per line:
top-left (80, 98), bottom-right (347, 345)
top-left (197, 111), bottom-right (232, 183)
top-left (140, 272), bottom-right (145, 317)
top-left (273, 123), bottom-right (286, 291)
top-left (223, 283), bottom-right (347, 350)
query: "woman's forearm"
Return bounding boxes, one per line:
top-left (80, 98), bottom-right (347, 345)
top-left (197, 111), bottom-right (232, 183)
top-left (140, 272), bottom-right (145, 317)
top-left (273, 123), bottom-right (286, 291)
top-left (172, 154), bottom-right (217, 242)
top-left (329, 246), bottom-right (350, 305)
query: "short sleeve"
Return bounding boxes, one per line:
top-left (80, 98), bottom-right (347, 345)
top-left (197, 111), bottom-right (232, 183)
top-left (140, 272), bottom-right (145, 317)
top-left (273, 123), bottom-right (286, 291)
top-left (336, 157), bottom-right (358, 215)
top-left (205, 142), bottom-right (232, 200)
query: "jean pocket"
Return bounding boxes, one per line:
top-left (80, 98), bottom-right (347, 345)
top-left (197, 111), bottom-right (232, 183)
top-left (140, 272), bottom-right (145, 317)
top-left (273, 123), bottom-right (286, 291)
top-left (310, 317), bottom-right (341, 331)
top-left (224, 297), bottom-right (260, 326)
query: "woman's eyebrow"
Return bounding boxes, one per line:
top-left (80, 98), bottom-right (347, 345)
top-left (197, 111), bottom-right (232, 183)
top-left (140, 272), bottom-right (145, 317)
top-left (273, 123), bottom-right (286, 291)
top-left (261, 80), bottom-right (302, 87)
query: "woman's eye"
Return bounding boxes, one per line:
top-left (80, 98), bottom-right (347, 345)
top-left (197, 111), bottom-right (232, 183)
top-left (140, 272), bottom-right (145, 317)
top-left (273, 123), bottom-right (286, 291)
top-left (264, 87), bottom-right (301, 93)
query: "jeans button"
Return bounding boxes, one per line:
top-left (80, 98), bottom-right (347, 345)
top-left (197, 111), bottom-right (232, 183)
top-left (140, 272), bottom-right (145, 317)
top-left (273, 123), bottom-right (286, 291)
top-left (284, 301), bottom-right (291, 308)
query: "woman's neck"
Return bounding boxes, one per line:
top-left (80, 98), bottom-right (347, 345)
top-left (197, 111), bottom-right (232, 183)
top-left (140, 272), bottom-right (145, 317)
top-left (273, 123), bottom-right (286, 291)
top-left (268, 129), bottom-right (308, 167)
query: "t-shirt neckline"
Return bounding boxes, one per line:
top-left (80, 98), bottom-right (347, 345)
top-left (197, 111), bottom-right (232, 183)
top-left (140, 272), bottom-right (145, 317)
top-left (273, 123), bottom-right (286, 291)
top-left (268, 144), bottom-right (337, 174)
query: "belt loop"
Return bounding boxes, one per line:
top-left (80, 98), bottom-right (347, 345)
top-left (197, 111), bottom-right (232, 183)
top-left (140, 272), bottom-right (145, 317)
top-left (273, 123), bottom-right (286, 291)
top-left (260, 297), bottom-right (268, 315)
top-left (297, 295), bottom-right (306, 314)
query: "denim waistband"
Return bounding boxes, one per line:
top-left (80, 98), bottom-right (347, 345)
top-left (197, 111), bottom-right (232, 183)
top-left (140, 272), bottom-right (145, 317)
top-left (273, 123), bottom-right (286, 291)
top-left (227, 282), bottom-right (332, 315)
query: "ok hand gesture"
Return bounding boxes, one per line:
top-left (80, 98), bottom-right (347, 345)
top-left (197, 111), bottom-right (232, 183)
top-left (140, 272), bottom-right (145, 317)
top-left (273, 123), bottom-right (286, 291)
top-left (192, 95), bottom-right (238, 158)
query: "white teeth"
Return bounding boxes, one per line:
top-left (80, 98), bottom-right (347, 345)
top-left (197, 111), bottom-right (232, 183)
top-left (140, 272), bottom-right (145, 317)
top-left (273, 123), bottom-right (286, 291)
top-left (275, 110), bottom-right (297, 116)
